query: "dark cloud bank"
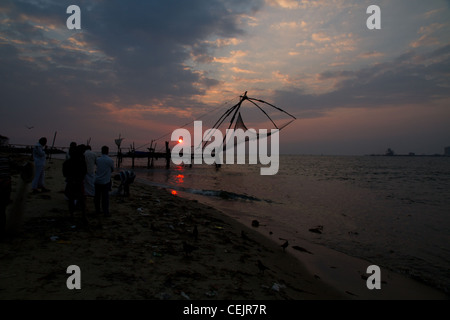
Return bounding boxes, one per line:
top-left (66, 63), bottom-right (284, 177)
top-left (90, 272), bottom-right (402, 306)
top-left (1, 0), bottom-right (261, 106)
top-left (274, 44), bottom-right (450, 118)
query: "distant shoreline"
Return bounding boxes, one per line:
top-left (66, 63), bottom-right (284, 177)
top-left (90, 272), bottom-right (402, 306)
top-left (2, 144), bottom-right (449, 159)
top-left (368, 153), bottom-right (448, 157)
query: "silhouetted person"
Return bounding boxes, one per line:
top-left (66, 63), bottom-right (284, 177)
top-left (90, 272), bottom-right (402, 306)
top-left (94, 146), bottom-right (114, 216)
top-left (63, 145), bottom-right (87, 223)
top-left (113, 169), bottom-right (136, 197)
top-left (32, 137), bottom-right (49, 193)
top-left (83, 145), bottom-right (96, 197)
top-left (66, 141), bottom-right (77, 160)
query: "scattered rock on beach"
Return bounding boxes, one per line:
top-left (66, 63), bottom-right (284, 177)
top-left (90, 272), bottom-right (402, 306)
top-left (292, 246), bottom-right (313, 255)
top-left (271, 283), bottom-right (286, 292)
top-left (280, 240), bottom-right (289, 251)
top-left (309, 225), bottom-right (323, 234)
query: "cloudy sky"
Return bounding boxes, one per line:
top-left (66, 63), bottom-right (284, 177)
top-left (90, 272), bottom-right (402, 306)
top-left (1, 0), bottom-right (449, 155)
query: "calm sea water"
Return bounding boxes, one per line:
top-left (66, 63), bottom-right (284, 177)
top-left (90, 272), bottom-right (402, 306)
top-left (124, 155), bottom-right (450, 294)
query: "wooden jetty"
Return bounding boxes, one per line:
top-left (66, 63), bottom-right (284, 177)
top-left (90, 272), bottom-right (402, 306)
top-left (120, 141), bottom-right (171, 169)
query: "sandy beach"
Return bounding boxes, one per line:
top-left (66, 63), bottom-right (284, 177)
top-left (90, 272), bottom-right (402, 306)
top-left (0, 159), bottom-right (343, 300)
top-left (1, 158), bottom-right (448, 301)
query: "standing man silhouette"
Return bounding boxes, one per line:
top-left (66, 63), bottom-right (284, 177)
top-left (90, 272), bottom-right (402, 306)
top-left (94, 146), bottom-right (114, 216)
top-left (32, 137), bottom-right (49, 193)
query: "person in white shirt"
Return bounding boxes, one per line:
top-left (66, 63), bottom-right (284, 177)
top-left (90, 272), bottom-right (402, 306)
top-left (114, 170), bottom-right (136, 197)
top-left (94, 146), bottom-right (114, 216)
top-left (83, 145), bottom-right (97, 197)
top-left (32, 137), bottom-right (49, 193)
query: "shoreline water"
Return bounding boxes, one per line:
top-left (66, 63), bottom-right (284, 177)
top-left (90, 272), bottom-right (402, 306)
top-left (129, 154), bottom-right (450, 298)
top-left (139, 180), bottom-right (449, 300)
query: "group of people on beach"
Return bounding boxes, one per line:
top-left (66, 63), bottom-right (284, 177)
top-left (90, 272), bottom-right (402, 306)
top-left (62, 141), bottom-right (136, 223)
top-left (0, 136), bottom-right (137, 236)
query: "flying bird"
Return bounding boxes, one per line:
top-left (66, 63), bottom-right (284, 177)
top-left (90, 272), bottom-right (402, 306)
top-left (25, 126), bottom-right (34, 129)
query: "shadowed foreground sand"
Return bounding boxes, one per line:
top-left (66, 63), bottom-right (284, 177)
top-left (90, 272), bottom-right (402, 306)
top-left (1, 159), bottom-right (343, 300)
